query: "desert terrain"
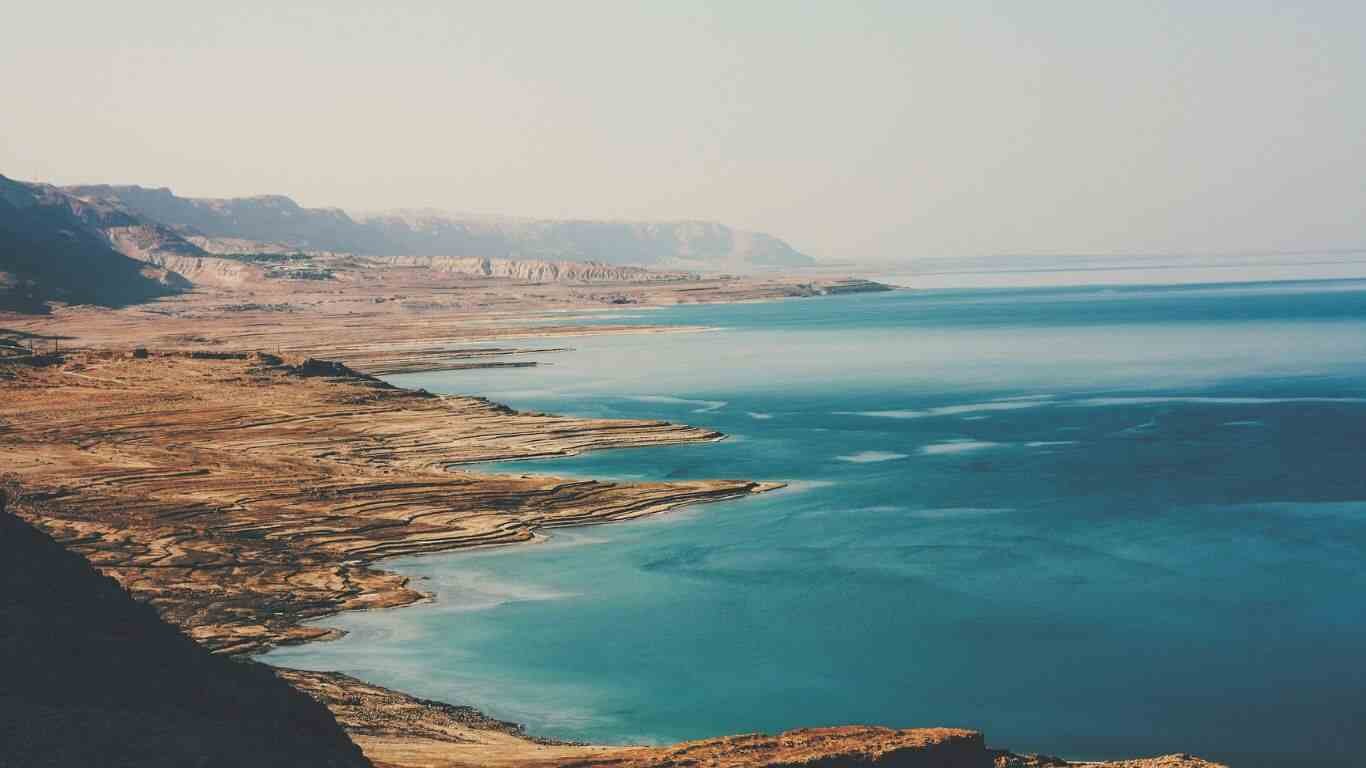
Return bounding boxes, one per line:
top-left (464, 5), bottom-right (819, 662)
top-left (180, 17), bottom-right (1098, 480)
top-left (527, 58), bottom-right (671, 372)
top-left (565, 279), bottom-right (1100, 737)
top-left (0, 322), bottom-right (1223, 767)
top-left (0, 203), bottom-right (1221, 766)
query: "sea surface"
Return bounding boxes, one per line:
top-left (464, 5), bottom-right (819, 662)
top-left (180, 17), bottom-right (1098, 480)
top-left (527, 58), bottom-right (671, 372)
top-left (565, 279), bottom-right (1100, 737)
top-left (265, 272), bottom-right (1366, 766)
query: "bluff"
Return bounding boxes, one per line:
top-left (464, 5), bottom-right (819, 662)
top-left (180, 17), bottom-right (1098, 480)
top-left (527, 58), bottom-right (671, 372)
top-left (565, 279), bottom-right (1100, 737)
top-left (0, 176), bottom-right (189, 312)
top-left (64, 185), bottom-right (816, 271)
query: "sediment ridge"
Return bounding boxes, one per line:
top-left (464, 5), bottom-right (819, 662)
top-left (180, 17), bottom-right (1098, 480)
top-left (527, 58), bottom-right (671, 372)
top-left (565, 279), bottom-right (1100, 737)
top-left (0, 350), bottom-right (774, 655)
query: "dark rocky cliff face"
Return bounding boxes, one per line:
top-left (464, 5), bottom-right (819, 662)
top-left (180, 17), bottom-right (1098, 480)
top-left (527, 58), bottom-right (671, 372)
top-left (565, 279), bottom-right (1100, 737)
top-left (0, 493), bottom-right (371, 768)
top-left (67, 185), bottom-right (369, 254)
top-left (0, 176), bottom-right (188, 312)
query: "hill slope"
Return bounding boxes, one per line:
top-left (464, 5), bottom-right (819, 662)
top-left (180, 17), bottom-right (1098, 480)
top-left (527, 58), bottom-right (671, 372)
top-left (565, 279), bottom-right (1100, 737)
top-left (64, 184), bottom-right (816, 271)
top-left (0, 176), bottom-right (188, 312)
top-left (0, 493), bottom-right (371, 768)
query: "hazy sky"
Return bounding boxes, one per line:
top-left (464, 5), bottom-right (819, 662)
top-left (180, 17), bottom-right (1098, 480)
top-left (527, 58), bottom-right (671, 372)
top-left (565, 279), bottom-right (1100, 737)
top-left (4, 1), bottom-right (1364, 262)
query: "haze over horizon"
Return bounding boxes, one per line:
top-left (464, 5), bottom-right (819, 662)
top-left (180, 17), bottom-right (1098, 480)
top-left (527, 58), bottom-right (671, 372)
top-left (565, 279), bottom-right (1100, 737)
top-left (5, 1), bottom-right (1365, 262)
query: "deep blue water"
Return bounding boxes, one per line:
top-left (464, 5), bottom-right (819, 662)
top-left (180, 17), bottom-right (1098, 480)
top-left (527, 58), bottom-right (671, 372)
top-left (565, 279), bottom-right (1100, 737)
top-left (265, 279), bottom-right (1366, 766)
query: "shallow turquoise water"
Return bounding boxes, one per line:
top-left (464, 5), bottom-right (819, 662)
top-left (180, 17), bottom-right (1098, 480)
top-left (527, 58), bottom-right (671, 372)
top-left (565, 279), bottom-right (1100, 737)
top-left (265, 279), bottom-right (1366, 766)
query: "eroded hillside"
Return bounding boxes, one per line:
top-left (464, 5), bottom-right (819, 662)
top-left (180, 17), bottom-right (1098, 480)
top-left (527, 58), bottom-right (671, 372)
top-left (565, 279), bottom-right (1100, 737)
top-left (63, 184), bottom-right (816, 270)
top-left (0, 175), bottom-right (188, 312)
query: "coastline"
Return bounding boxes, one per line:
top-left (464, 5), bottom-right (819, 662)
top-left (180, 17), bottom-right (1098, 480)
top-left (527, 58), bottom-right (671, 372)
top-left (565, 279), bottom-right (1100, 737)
top-left (0, 277), bottom-right (1226, 768)
top-left (260, 468), bottom-right (787, 650)
top-left (0, 269), bottom-right (894, 377)
top-left (0, 349), bottom-right (776, 654)
top-left (0, 345), bottom-right (791, 765)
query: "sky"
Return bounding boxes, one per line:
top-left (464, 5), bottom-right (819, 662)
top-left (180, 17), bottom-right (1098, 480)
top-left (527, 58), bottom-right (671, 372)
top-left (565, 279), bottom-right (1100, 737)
top-left (4, 1), bottom-right (1364, 263)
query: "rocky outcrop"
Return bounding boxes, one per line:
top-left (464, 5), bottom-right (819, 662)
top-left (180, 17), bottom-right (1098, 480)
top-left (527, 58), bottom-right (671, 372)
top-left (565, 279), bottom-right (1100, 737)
top-left (138, 252), bottom-right (270, 287)
top-left (0, 175), bottom-right (188, 312)
top-left (101, 223), bottom-right (205, 259)
top-left (0, 495), bottom-right (371, 768)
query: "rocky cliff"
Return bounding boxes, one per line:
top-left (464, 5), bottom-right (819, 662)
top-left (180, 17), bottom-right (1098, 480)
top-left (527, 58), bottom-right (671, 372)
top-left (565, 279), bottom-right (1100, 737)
top-left (63, 184), bottom-right (815, 271)
top-left (137, 252), bottom-right (272, 287)
top-left (0, 176), bottom-right (188, 312)
top-left (0, 492), bottom-right (371, 768)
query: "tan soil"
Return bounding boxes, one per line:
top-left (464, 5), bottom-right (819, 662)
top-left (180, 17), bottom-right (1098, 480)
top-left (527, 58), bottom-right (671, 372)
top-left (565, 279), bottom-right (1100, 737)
top-left (0, 351), bottom-right (773, 654)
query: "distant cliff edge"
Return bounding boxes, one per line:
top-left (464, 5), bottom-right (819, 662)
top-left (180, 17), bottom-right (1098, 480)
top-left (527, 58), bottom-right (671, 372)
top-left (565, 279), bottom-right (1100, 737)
top-left (64, 185), bottom-right (816, 272)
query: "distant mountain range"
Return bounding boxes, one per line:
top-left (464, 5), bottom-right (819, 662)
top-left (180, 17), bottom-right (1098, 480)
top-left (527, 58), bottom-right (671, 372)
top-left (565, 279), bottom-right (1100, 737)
top-left (64, 185), bottom-right (816, 271)
top-left (1, 175), bottom-right (815, 312)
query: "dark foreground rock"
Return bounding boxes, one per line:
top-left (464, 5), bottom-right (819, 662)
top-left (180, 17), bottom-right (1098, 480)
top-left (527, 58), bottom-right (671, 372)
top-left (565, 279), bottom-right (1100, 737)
top-left (0, 497), bottom-right (370, 768)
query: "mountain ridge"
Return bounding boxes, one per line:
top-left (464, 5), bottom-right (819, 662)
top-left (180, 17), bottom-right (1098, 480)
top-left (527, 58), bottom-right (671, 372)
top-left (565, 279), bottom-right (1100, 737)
top-left (0, 176), bottom-right (189, 312)
top-left (64, 184), bottom-right (816, 271)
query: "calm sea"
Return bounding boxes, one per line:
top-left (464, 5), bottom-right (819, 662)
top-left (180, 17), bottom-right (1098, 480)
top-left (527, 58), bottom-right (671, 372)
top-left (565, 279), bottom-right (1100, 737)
top-left (265, 270), bottom-right (1366, 767)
